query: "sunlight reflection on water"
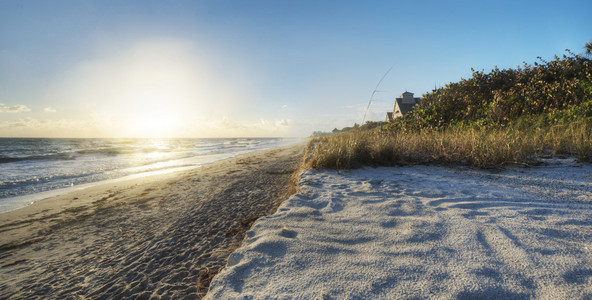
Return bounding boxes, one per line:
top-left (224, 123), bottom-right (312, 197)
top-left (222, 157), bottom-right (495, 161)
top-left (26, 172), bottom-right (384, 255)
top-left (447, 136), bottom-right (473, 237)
top-left (0, 137), bottom-right (300, 212)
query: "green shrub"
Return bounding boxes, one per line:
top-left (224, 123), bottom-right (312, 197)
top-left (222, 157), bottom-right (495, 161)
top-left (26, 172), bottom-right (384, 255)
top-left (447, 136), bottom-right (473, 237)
top-left (307, 51), bottom-right (592, 169)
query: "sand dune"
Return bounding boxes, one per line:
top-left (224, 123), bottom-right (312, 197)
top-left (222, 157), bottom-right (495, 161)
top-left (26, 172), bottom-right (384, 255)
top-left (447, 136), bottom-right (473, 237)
top-left (207, 158), bottom-right (592, 299)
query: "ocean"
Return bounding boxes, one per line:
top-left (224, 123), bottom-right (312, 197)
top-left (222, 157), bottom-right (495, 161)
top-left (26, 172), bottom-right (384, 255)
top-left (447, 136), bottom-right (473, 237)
top-left (0, 137), bottom-right (299, 213)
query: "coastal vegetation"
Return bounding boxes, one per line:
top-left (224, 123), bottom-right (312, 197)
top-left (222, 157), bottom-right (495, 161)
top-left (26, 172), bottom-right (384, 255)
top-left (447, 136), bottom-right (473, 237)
top-left (306, 47), bottom-right (592, 169)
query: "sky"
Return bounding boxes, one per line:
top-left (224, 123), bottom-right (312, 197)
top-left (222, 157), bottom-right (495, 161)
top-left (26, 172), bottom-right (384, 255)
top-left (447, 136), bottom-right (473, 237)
top-left (0, 0), bottom-right (590, 138)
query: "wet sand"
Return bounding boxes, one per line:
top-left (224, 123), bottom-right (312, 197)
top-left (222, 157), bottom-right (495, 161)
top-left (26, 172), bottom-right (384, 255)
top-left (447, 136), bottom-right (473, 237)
top-left (0, 143), bottom-right (304, 299)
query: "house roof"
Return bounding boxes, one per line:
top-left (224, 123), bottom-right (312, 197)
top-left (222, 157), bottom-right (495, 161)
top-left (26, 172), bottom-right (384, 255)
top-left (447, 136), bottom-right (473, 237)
top-left (395, 98), bottom-right (420, 115)
top-left (386, 112), bottom-right (393, 122)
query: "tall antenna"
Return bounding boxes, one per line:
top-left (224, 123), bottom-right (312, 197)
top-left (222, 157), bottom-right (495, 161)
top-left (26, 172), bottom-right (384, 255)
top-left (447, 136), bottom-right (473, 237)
top-left (362, 66), bottom-right (393, 124)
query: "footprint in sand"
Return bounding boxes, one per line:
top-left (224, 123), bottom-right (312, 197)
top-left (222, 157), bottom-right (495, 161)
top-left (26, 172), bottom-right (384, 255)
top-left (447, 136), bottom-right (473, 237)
top-left (279, 227), bottom-right (297, 238)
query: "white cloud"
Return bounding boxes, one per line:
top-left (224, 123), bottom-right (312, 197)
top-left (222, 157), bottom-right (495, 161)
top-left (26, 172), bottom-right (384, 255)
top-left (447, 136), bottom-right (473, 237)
top-left (281, 104), bottom-right (288, 109)
top-left (217, 116), bottom-right (246, 130)
top-left (275, 119), bottom-right (289, 126)
top-left (0, 117), bottom-right (100, 137)
top-left (254, 118), bottom-right (290, 130)
top-left (44, 107), bottom-right (57, 113)
top-left (200, 116), bottom-right (292, 137)
top-left (0, 117), bottom-right (87, 129)
top-left (0, 103), bottom-right (31, 113)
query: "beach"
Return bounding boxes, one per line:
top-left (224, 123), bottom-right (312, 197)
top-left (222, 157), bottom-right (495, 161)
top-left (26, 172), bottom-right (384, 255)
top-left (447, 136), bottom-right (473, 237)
top-left (4, 142), bottom-right (592, 299)
top-left (0, 143), bottom-right (304, 299)
top-left (207, 158), bottom-right (592, 299)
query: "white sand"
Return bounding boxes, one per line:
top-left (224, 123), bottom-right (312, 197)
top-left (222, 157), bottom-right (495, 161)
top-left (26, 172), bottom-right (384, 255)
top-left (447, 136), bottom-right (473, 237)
top-left (207, 158), bottom-right (592, 299)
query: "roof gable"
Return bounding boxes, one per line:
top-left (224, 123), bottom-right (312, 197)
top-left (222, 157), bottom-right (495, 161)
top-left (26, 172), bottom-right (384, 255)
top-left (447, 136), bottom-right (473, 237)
top-left (386, 112), bottom-right (393, 122)
top-left (394, 98), bottom-right (419, 115)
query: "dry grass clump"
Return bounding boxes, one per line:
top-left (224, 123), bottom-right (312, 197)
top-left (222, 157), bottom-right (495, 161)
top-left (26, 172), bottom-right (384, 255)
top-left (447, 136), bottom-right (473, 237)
top-left (196, 267), bottom-right (220, 298)
top-left (310, 51), bottom-right (592, 170)
top-left (305, 120), bottom-right (592, 169)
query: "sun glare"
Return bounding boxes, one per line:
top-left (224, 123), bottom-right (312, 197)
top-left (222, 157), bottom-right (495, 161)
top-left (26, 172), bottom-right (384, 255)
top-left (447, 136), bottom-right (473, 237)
top-left (45, 39), bottom-right (234, 138)
top-left (128, 112), bottom-right (179, 138)
top-left (122, 89), bottom-right (188, 138)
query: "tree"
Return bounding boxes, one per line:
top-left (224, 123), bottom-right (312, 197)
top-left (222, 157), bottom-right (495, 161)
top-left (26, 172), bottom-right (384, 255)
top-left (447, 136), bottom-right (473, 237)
top-left (585, 41), bottom-right (592, 56)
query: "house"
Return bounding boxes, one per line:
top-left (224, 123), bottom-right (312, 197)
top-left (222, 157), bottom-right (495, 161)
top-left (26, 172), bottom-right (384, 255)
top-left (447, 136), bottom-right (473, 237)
top-left (386, 91), bottom-right (420, 121)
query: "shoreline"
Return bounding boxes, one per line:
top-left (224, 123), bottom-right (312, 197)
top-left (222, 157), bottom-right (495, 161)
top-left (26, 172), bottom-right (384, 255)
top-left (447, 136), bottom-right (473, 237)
top-left (0, 138), bottom-right (304, 214)
top-left (0, 143), bottom-right (305, 298)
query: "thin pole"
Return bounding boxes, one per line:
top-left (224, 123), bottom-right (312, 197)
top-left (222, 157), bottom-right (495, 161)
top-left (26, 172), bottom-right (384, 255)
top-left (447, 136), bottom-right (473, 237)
top-left (362, 66), bottom-right (393, 124)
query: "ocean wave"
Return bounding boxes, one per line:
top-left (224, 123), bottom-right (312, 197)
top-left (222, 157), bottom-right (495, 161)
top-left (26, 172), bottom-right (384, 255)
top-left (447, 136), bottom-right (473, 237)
top-left (76, 148), bottom-right (126, 156)
top-left (0, 152), bottom-right (79, 164)
top-left (0, 138), bottom-right (297, 207)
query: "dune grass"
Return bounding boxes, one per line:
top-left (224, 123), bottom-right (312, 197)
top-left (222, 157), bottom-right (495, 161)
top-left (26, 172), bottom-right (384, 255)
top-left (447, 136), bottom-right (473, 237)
top-left (305, 118), bottom-right (592, 169)
top-left (307, 51), bottom-right (592, 169)
top-left (306, 52), bottom-right (592, 169)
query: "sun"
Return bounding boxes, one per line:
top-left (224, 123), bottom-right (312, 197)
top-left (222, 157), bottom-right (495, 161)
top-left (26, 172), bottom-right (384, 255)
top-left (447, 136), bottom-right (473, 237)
top-left (128, 111), bottom-right (179, 138)
top-left (122, 89), bottom-right (187, 138)
top-left (70, 39), bottom-right (222, 138)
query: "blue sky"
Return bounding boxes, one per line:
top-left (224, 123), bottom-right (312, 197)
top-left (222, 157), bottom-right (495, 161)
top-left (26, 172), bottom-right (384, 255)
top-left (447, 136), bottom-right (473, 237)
top-left (0, 0), bottom-right (590, 137)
